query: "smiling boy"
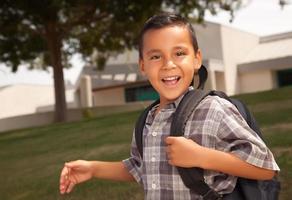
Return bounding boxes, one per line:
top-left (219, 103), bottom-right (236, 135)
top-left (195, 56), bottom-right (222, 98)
top-left (139, 23), bottom-right (200, 109)
top-left (59, 13), bottom-right (279, 199)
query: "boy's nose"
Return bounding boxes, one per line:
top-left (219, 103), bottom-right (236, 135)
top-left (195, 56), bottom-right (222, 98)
top-left (163, 59), bottom-right (177, 70)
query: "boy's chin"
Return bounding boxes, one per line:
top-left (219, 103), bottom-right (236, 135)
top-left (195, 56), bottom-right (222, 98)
top-left (160, 91), bottom-right (185, 102)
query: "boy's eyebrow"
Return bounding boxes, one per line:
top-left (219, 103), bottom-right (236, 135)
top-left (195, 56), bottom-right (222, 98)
top-left (173, 45), bottom-right (188, 50)
top-left (145, 49), bottom-right (161, 56)
top-left (146, 45), bottom-right (188, 55)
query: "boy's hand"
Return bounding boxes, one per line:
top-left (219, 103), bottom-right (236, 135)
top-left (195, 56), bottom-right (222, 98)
top-left (165, 136), bottom-right (204, 168)
top-left (59, 160), bottom-right (93, 194)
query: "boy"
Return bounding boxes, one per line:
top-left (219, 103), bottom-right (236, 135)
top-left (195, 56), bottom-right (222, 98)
top-left (59, 13), bottom-right (279, 199)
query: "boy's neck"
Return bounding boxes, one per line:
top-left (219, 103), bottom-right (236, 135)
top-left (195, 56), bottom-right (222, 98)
top-left (158, 86), bottom-right (194, 111)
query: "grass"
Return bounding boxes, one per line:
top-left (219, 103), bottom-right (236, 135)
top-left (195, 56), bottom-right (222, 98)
top-left (0, 86), bottom-right (291, 200)
top-left (0, 111), bottom-right (144, 200)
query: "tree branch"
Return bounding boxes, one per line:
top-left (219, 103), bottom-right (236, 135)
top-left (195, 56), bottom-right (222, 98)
top-left (61, 5), bottom-right (108, 35)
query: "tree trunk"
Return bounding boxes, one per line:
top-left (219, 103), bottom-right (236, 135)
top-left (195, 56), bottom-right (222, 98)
top-left (45, 21), bottom-right (67, 122)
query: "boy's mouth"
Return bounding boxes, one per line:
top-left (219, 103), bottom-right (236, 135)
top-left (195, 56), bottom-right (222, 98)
top-left (161, 76), bottom-right (181, 86)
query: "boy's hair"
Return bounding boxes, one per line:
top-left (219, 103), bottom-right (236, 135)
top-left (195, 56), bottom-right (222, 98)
top-left (138, 12), bottom-right (199, 59)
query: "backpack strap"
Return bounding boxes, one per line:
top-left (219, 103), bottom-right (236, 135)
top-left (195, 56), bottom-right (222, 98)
top-left (170, 89), bottom-right (211, 136)
top-left (170, 89), bottom-right (222, 200)
top-left (210, 91), bottom-right (264, 140)
top-left (135, 99), bottom-right (160, 158)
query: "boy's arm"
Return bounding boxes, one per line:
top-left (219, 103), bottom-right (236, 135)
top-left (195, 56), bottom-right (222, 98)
top-left (198, 145), bottom-right (275, 180)
top-left (91, 161), bottom-right (135, 181)
top-left (165, 137), bottom-right (275, 180)
top-left (60, 160), bottom-right (134, 194)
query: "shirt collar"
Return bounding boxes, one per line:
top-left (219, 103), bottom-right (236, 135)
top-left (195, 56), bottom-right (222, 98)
top-left (155, 86), bottom-right (194, 110)
top-left (146, 86), bottom-right (194, 125)
top-left (168, 86), bottom-right (194, 109)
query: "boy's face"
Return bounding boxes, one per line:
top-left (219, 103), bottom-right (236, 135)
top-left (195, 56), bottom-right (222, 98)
top-left (139, 25), bottom-right (202, 106)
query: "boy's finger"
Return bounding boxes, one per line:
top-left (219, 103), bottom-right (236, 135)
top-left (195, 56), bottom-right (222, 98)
top-left (168, 159), bottom-right (174, 166)
top-left (166, 151), bottom-right (172, 160)
top-left (60, 166), bottom-right (69, 183)
top-left (65, 160), bottom-right (81, 169)
top-left (60, 173), bottom-right (70, 194)
top-left (66, 181), bottom-right (75, 194)
top-left (165, 136), bottom-right (175, 145)
top-left (64, 161), bottom-right (74, 168)
top-left (60, 182), bottom-right (68, 194)
top-left (165, 146), bottom-right (170, 153)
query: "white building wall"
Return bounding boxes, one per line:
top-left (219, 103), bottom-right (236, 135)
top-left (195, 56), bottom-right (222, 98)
top-left (215, 71), bottom-right (226, 91)
top-left (0, 85), bottom-right (54, 119)
top-left (0, 84), bottom-right (77, 119)
top-left (107, 49), bottom-right (139, 65)
top-left (220, 26), bottom-right (259, 95)
top-left (239, 70), bottom-right (276, 93)
top-left (194, 22), bottom-right (224, 60)
top-left (93, 87), bottom-right (125, 106)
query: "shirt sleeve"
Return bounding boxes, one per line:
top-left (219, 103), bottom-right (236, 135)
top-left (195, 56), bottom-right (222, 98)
top-left (122, 129), bottom-right (144, 184)
top-left (214, 97), bottom-right (280, 171)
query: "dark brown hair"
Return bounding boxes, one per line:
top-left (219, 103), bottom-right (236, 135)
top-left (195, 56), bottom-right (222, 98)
top-left (138, 12), bottom-right (199, 59)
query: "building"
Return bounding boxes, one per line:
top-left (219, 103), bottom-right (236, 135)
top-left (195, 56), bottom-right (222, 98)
top-left (194, 22), bottom-right (292, 95)
top-left (79, 21), bottom-right (292, 107)
top-left (0, 84), bottom-right (78, 119)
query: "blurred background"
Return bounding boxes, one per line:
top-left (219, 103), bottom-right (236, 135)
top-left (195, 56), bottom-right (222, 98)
top-left (0, 0), bottom-right (291, 199)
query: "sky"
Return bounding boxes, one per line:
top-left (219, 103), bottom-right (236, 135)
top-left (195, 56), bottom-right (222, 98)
top-left (204, 0), bottom-right (292, 36)
top-left (0, 0), bottom-right (292, 87)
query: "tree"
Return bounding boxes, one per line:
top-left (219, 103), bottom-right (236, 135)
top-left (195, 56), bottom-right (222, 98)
top-left (0, 0), bottom-right (241, 122)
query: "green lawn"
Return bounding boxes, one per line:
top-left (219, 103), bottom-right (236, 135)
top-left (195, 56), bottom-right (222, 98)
top-left (0, 86), bottom-right (291, 200)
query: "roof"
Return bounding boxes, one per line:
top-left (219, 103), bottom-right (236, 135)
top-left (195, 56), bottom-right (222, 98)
top-left (0, 85), bottom-right (10, 91)
top-left (81, 63), bottom-right (147, 89)
top-left (239, 32), bottom-right (292, 64)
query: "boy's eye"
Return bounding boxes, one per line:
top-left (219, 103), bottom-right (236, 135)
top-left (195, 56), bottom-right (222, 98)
top-left (150, 55), bottom-right (161, 60)
top-left (176, 51), bottom-right (186, 56)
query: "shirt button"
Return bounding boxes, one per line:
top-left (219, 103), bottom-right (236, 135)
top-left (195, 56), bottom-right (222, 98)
top-left (151, 157), bottom-right (156, 162)
top-left (152, 131), bottom-right (157, 136)
top-left (152, 183), bottom-right (157, 189)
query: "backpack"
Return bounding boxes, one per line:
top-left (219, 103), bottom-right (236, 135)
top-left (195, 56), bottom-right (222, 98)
top-left (134, 66), bottom-right (281, 200)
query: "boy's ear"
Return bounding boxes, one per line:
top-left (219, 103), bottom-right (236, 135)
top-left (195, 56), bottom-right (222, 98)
top-left (194, 49), bottom-right (202, 71)
top-left (139, 59), bottom-right (146, 76)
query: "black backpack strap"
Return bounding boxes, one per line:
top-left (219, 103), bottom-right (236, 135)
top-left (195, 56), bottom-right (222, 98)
top-left (171, 89), bottom-right (211, 136)
top-left (135, 99), bottom-right (160, 158)
top-left (210, 91), bottom-right (264, 140)
top-left (171, 89), bottom-right (222, 200)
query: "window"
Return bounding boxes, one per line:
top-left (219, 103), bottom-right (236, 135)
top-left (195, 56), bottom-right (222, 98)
top-left (277, 69), bottom-right (292, 87)
top-left (125, 85), bottom-right (159, 102)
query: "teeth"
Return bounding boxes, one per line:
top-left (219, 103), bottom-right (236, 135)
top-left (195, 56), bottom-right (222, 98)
top-left (163, 76), bottom-right (179, 81)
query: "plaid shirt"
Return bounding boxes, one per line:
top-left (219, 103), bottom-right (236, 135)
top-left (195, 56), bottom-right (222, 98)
top-left (123, 88), bottom-right (280, 200)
